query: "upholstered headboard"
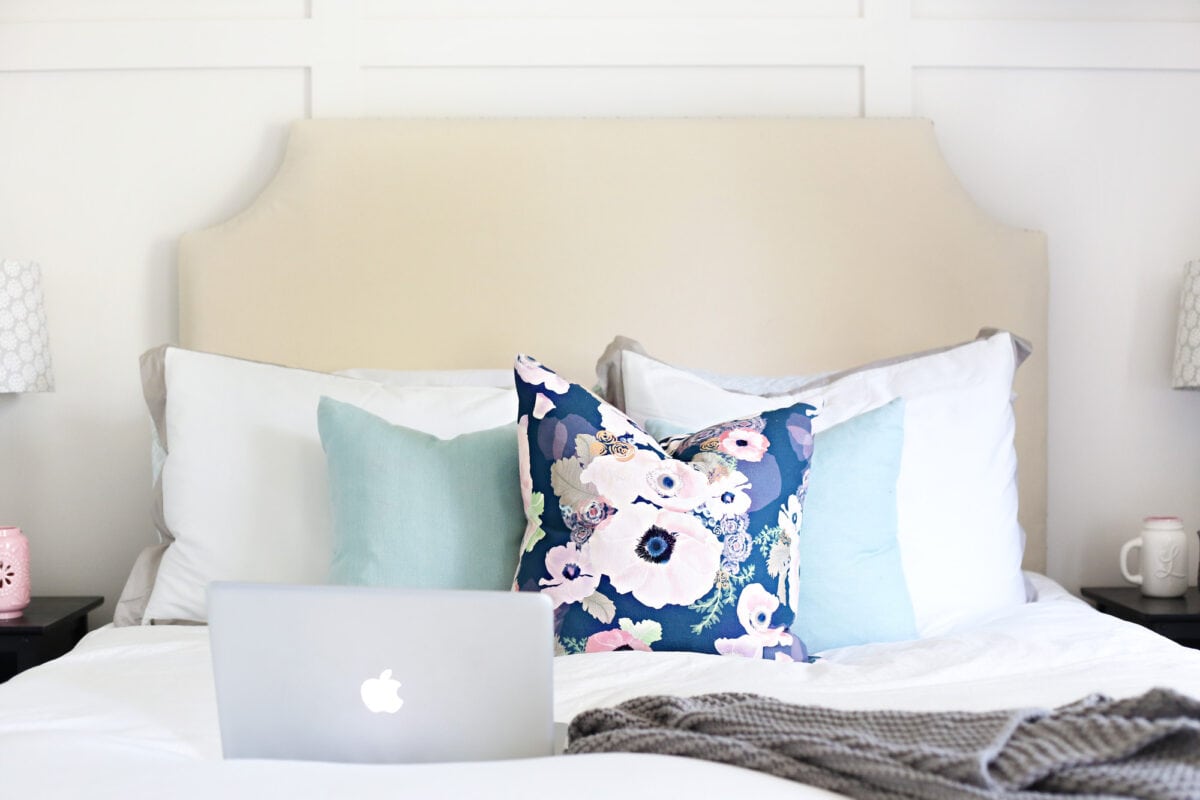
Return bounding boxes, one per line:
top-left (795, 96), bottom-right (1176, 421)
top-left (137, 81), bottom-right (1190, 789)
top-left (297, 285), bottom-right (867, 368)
top-left (178, 118), bottom-right (1048, 570)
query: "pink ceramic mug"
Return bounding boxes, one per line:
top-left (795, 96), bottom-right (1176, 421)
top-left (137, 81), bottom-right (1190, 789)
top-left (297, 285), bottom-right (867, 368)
top-left (0, 527), bottom-right (30, 619)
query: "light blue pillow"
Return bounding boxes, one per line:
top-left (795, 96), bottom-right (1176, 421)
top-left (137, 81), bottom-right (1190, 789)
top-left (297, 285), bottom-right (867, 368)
top-left (647, 398), bottom-right (916, 653)
top-left (318, 396), bottom-right (524, 591)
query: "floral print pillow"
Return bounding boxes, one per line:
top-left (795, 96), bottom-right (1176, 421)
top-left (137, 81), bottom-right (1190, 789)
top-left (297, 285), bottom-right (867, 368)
top-left (513, 355), bottom-right (815, 661)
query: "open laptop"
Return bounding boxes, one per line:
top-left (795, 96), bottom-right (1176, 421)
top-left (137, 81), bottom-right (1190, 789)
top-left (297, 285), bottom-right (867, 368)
top-left (208, 583), bottom-right (555, 764)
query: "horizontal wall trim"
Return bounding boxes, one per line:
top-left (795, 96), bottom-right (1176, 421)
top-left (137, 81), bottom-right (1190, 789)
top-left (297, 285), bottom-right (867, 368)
top-left (914, 20), bottom-right (1200, 70)
top-left (360, 19), bottom-right (867, 67)
top-left (3, 17), bottom-right (1200, 72)
top-left (0, 21), bottom-right (313, 71)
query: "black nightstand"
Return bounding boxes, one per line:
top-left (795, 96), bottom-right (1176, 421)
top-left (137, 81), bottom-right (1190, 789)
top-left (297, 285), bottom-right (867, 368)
top-left (1081, 586), bottom-right (1200, 649)
top-left (0, 596), bottom-right (103, 681)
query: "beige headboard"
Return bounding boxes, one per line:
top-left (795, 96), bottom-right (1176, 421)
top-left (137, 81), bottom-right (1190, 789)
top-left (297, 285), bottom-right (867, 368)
top-left (179, 118), bottom-right (1048, 570)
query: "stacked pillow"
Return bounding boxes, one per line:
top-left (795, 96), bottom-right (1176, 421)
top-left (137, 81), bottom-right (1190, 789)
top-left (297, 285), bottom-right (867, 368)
top-left (596, 330), bottom-right (1031, 638)
top-left (317, 352), bottom-right (921, 658)
top-left (122, 330), bottom-right (1029, 656)
top-left (334, 367), bottom-right (512, 388)
top-left (125, 347), bottom-right (519, 625)
top-left (649, 398), bottom-right (917, 654)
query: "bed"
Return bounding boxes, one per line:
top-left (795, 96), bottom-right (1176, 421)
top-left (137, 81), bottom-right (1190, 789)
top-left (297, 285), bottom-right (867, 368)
top-left (3, 118), bottom-right (1198, 798)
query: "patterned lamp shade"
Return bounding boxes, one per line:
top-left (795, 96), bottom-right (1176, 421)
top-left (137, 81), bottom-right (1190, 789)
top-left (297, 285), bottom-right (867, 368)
top-left (0, 259), bottom-right (54, 393)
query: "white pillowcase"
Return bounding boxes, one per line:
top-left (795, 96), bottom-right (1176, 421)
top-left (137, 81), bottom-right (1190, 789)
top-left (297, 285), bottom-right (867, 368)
top-left (334, 367), bottom-right (512, 388)
top-left (593, 335), bottom-right (820, 399)
top-left (141, 347), bottom-right (517, 624)
top-left (612, 331), bottom-right (1029, 637)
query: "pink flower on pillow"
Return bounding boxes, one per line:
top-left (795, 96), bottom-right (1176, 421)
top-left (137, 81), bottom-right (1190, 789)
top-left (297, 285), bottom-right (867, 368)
top-left (516, 414), bottom-right (544, 554)
top-left (720, 424), bottom-right (768, 462)
top-left (588, 504), bottom-right (722, 609)
top-left (736, 582), bottom-right (788, 638)
top-left (643, 460), bottom-right (709, 513)
top-left (598, 404), bottom-right (657, 448)
top-left (538, 545), bottom-right (599, 607)
top-left (581, 449), bottom-right (660, 507)
top-left (718, 428), bottom-right (769, 462)
top-left (584, 628), bottom-right (652, 653)
top-left (515, 354), bottom-right (571, 395)
top-left (582, 450), bottom-right (708, 513)
top-left (712, 635), bottom-right (763, 659)
top-left (714, 583), bottom-right (793, 659)
top-left (532, 393), bottom-right (556, 420)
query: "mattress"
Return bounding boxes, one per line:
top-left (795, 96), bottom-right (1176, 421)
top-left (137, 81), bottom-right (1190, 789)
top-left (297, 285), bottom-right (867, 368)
top-left (3, 574), bottom-right (1198, 799)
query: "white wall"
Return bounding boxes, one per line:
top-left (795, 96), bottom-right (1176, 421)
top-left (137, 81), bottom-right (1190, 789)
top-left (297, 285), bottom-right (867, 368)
top-left (1, 0), bottom-right (1198, 625)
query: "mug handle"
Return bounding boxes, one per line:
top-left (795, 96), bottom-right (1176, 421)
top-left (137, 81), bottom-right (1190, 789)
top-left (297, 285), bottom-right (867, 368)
top-left (1120, 537), bottom-right (1143, 585)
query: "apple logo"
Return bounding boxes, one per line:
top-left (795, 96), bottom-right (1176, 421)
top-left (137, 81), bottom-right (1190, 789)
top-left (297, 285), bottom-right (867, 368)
top-left (360, 669), bottom-right (404, 714)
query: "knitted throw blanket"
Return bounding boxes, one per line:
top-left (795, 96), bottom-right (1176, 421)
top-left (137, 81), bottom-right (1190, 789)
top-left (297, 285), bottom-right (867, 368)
top-left (566, 689), bottom-right (1200, 799)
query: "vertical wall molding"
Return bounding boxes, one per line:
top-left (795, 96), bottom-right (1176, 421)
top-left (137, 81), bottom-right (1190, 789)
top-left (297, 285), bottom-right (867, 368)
top-left (309, 0), bottom-right (364, 117)
top-left (863, 0), bottom-right (914, 116)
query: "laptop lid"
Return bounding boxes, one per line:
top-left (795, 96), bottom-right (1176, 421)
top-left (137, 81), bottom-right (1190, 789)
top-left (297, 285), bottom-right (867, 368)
top-left (208, 583), bottom-right (554, 764)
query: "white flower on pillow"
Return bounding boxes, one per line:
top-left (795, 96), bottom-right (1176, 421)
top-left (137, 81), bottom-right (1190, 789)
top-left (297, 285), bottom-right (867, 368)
top-left (777, 495), bottom-right (803, 538)
top-left (515, 355), bottom-right (571, 395)
top-left (538, 545), bottom-right (599, 607)
top-left (701, 471), bottom-right (752, 518)
top-left (588, 504), bottom-right (722, 609)
top-left (714, 583), bottom-right (793, 659)
top-left (581, 450), bottom-right (707, 513)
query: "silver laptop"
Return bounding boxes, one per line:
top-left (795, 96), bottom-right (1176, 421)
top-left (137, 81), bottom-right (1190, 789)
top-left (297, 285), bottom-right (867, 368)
top-left (208, 583), bottom-right (554, 764)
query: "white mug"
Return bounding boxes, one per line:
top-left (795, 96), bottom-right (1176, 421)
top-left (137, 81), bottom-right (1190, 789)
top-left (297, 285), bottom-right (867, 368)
top-left (1120, 516), bottom-right (1189, 598)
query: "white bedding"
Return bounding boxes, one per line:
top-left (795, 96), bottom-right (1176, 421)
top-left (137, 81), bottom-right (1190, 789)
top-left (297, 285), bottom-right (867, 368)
top-left (4, 574), bottom-right (1199, 799)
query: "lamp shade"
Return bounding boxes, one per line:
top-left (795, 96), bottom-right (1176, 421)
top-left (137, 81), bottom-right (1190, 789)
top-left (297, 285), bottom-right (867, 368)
top-left (0, 259), bottom-right (54, 393)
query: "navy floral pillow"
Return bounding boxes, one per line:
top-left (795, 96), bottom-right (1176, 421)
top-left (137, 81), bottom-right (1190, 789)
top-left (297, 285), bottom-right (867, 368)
top-left (513, 355), bottom-right (815, 662)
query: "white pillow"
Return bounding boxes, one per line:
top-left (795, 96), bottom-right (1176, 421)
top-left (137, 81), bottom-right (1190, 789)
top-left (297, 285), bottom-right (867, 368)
top-left (334, 367), bottom-right (512, 388)
top-left (593, 334), bottom-right (820, 404)
top-left (611, 331), bottom-right (1030, 637)
top-left (140, 347), bottom-right (517, 624)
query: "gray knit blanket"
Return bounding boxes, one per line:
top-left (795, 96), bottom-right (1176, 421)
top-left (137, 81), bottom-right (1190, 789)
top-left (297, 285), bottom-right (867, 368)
top-left (566, 689), bottom-right (1200, 799)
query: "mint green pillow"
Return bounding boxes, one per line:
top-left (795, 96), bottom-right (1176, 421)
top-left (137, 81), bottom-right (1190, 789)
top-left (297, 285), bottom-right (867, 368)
top-left (318, 396), bottom-right (523, 590)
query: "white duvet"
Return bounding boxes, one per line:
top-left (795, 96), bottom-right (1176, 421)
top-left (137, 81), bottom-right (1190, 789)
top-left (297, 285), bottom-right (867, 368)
top-left (3, 575), bottom-right (1199, 799)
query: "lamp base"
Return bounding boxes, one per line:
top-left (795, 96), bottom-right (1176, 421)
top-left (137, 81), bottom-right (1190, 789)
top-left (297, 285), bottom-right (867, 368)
top-left (0, 609), bottom-right (24, 620)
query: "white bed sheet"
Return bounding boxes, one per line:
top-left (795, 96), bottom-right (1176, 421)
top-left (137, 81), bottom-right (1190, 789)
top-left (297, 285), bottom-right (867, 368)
top-left (3, 574), bottom-right (1198, 799)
